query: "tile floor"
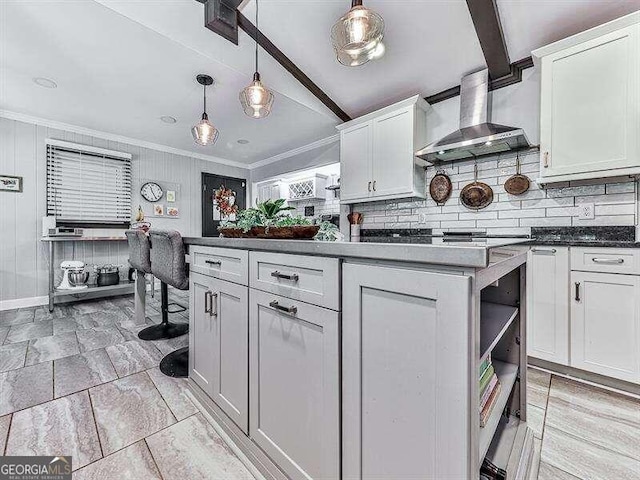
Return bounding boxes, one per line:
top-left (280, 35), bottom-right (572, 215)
top-left (0, 291), bottom-right (257, 480)
top-left (1, 293), bottom-right (639, 479)
top-left (526, 367), bottom-right (640, 479)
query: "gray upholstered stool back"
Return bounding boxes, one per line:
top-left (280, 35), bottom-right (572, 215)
top-left (125, 230), bottom-right (152, 274)
top-left (149, 230), bottom-right (189, 291)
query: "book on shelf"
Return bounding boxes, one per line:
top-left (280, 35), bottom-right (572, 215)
top-left (480, 382), bottom-right (502, 427)
top-left (480, 373), bottom-right (499, 409)
top-left (479, 363), bottom-right (495, 396)
top-left (479, 354), bottom-right (492, 379)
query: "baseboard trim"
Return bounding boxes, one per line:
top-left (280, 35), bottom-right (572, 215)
top-left (528, 356), bottom-right (640, 399)
top-left (0, 296), bottom-right (49, 311)
top-left (187, 380), bottom-right (287, 480)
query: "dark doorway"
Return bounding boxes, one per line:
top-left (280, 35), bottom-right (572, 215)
top-left (202, 173), bottom-right (247, 237)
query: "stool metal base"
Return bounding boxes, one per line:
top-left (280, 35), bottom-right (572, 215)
top-left (160, 346), bottom-right (189, 378)
top-left (138, 322), bottom-right (189, 341)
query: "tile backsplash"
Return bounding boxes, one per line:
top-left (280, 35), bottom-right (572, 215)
top-left (288, 173), bottom-right (341, 219)
top-left (352, 150), bottom-right (638, 236)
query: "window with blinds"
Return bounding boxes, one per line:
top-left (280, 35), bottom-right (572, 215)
top-left (46, 139), bottom-right (132, 226)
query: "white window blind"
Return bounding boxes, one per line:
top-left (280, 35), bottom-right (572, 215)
top-left (46, 139), bottom-right (132, 225)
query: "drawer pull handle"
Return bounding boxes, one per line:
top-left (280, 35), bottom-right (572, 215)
top-left (211, 292), bottom-right (218, 318)
top-left (531, 248), bottom-right (556, 254)
top-left (205, 259), bottom-right (222, 266)
top-left (575, 282), bottom-right (581, 302)
top-left (271, 271), bottom-right (299, 282)
top-left (368, 181), bottom-right (372, 192)
top-left (591, 258), bottom-right (624, 264)
top-left (269, 300), bottom-right (297, 315)
top-left (204, 291), bottom-right (212, 314)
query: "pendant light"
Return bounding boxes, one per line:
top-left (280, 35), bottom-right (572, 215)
top-left (331, 0), bottom-right (385, 67)
top-left (192, 74), bottom-right (219, 146)
top-left (239, 0), bottom-right (274, 119)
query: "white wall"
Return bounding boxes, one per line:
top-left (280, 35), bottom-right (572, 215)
top-left (0, 117), bottom-right (249, 305)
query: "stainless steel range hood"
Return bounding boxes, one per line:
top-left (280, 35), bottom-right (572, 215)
top-left (416, 69), bottom-right (530, 163)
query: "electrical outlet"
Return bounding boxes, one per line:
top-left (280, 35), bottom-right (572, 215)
top-left (418, 213), bottom-right (428, 224)
top-left (578, 203), bottom-right (595, 220)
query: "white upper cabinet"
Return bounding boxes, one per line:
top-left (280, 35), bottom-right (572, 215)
top-left (338, 96), bottom-right (429, 203)
top-left (533, 13), bottom-right (640, 184)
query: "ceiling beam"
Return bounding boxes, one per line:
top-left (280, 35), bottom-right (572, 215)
top-left (425, 56), bottom-right (533, 105)
top-left (236, 13), bottom-right (351, 122)
top-left (465, 0), bottom-right (511, 79)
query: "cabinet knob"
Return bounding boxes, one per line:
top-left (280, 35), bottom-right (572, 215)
top-left (373, 180), bottom-right (376, 191)
top-left (368, 181), bottom-right (372, 192)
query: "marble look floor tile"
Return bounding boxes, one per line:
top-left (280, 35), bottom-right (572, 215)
top-left (26, 332), bottom-right (80, 366)
top-left (146, 413), bottom-right (255, 480)
top-left (0, 414), bottom-right (10, 455)
top-left (527, 367), bottom-right (551, 409)
top-left (147, 367), bottom-right (197, 421)
top-left (0, 308), bottom-right (35, 327)
top-left (549, 376), bottom-right (640, 428)
top-left (541, 424), bottom-right (640, 479)
top-left (73, 440), bottom-right (162, 480)
top-left (72, 313), bottom-right (116, 330)
top-left (0, 327), bottom-right (8, 345)
top-left (152, 334), bottom-right (189, 357)
top-left (34, 305), bottom-right (73, 322)
top-left (76, 326), bottom-right (125, 352)
top-left (54, 349), bottom-right (117, 398)
top-left (527, 403), bottom-right (545, 439)
top-left (90, 371), bottom-right (175, 455)
top-left (545, 387), bottom-right (640, 460)
top-left (105, 340), bottom-right (163, 377)
top-left (528, 437), bottom-right (542, 480)
top-left (6, 391), bottom-right (102, 470)
top-left (537, 461), bottom-right (581, 480)
top-left (5, 321), bottom-right (53, 344)
top-left (0, 341), bottom-right (28, 373)
top-left (0, 362), bottom-right (53, 416)
top-left (52, 317), bottom-right (82, 335)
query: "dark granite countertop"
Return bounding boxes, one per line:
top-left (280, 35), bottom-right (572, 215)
top-left (525, 239), bottom-right (640, 248)
top-left (529, 226), bottom-right (638, 248)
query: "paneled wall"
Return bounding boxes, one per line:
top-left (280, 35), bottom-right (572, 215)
top-left (353, 149), bottom-right (638, 235)
top-left (0, 117), bottom-right (248, 304)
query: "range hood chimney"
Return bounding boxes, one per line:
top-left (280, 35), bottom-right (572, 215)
top-left (416, 69), bottom-right (530, 163)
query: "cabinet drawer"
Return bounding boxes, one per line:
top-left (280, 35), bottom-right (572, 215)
top-left (570, 247), bottom-right (640, 275)
top-left (249, 252), bottom-right (340, 310)
top-left (190, 246), bottom-right (248, 286)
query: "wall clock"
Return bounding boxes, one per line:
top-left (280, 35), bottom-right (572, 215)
top-left (140, 182), bottom-right (163, 202)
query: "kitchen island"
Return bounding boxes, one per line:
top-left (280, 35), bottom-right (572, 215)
top-left (179, 237), bottom-right (535, 480)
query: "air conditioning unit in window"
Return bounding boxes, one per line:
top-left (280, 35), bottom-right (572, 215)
top-left (286, 174), bottom-right (327, 202)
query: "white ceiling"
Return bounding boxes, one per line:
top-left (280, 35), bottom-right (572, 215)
top-left (1, 0), bottom-right (638, 166)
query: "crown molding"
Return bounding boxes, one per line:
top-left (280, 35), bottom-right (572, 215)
top-left (0, 110), bottom-right (249, 170)
top-left (248, 134), bottom-right (340, 170)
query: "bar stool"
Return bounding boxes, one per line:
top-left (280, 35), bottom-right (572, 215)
top-left (148, 230), bottom-right (189, 378)
top-left (125, 229), bottom-right (154, 320)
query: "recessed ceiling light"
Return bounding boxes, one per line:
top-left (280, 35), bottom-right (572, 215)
top-left (160, 116), bottom-right (177, 124)
top-left (33, 77), bottom-right (57, 89)
top-left (237, 139), bottom-right (249, 144)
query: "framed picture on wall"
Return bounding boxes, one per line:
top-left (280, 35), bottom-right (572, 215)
top-left (0, 175), bottom-right (23, 192)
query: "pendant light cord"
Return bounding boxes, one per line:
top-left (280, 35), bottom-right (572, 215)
top-left (254, 0), bottom-right (259, 74)
top-left (203, 83), bottom-right (207, 115)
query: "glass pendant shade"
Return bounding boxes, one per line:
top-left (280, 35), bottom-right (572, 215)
top-left (240, 72), bottom-right (274, 119)
top-left (331, 4), bottom-right (385, 66)
top-left (191, 113), bottom-right (219, 146)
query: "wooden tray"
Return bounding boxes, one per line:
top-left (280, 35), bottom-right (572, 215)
top-left (219, 225), bottom-right (320, 239)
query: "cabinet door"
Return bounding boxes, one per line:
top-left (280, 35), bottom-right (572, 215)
top-left (571, 271), bottom-right (640, 383)
top-left (540, 24), bottom-right (640, 177)
top-left (189, 272), bottom-right (216, 397)
top-left (371, 106), bottom-right (416, 198)
top-left (340, 121), bottom-right (372, 202)
top-left (343, 263), bottom-right (471, 480)
top-left (526, 247), bottom-right (570, 364)
top-left (249, 289), bottom-right (339, 480)
top-left (210, 277), bottom-right (249, 433)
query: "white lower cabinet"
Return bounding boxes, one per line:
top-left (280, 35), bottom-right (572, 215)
top-left (249, 289), bottom-right (339, 480)
top-left (571, 271), bottom-right (640, 383)
top-left (342, 262), bottom-right (471, 480)
top-left (189, 271), bottom-right (249, 433)
top-left (526, 247), bottom-right (570, 364)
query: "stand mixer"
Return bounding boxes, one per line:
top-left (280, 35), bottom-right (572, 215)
top-left (58, 261), bottom-right (89, 290)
